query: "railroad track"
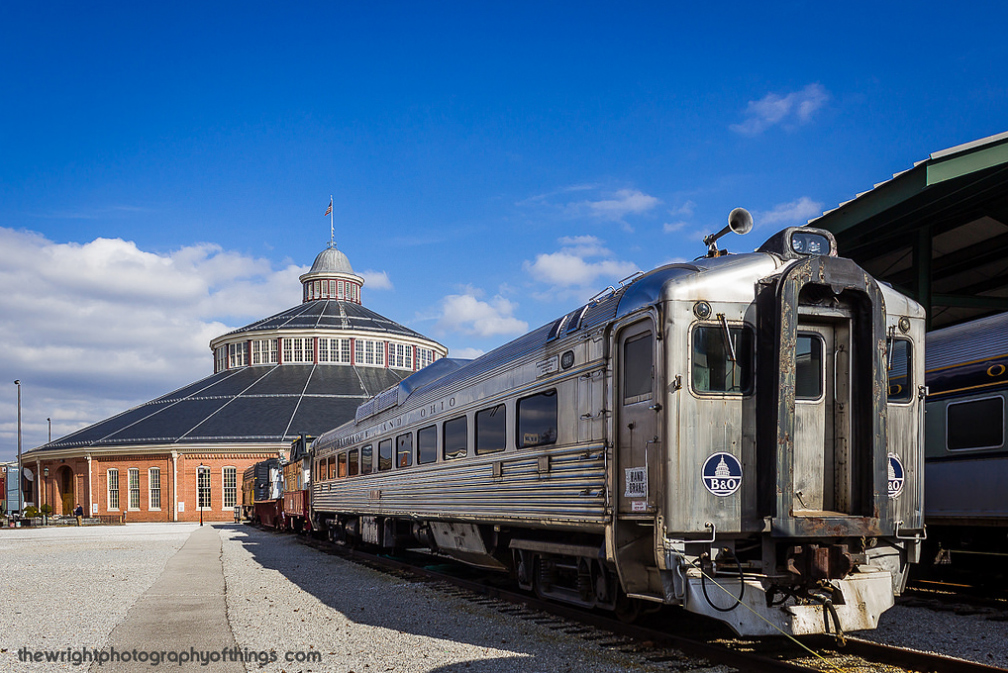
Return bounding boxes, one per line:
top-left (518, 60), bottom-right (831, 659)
top-left (275, 529), bottom-right (1007, 673)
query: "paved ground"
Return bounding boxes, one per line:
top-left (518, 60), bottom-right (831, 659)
top-left (0, 524), bottom-right (690, 673)
top-left (2, 523), bottom-right (1003, 672)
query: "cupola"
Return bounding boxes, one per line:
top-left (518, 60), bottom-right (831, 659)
top-left (299, 243), bottom-right (365, 304)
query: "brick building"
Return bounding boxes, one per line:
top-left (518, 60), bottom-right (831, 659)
top-left (20, 242), bottom-right (447, 522)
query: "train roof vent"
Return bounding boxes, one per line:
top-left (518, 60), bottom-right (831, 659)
top-left (566, 303), bottom-right (591, 335)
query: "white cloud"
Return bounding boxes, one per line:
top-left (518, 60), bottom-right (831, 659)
top-left (360, 270), bottom-right (394, 290)
top-left (663, 221), bottom-right (688, 233)
top-left (0, 226), bottom-right (302, 459)
top-left (757, 196), bottom-right (824, 226)
top-left (581, 189), bottom-right (661, 221)
top-left (523, 236), bottom-right (638, 301)
top-left (434, 293), bottom-right (528, 338)
top-left (730, 83), bottom-right (829, 135)
top-left (669, 200), bottom-right (696, 217)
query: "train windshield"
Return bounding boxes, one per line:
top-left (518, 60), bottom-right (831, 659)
top-left (692, 326), bottom-right (753, 394)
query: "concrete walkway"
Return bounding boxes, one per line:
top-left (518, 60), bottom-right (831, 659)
top-left (92, 525), bottom-right (244, 672)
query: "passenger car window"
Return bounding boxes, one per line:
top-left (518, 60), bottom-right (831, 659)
top-left (886, 338), bottom-right (912, 402)
top-left (396, 433), bottom-right (413, 468)
top-left (443, 416), bottom-right (467, 460)
top-left (518, 389), bottom-right (557, 448)
top-left (947, 396), bottom-right (1004, 451)
top-left (360, 444), bottom-right (373, 475)
top-left (348, 449), bottom-right (359, 477)
top-left (418, 425), bottom-right (437, 464)
top-left (337, 453), bottom-right (347, 478)
top-left (691, 326), bottom-right (753, 394)
top-left (476, 404), bottom-right (506, 454)
top-left (378, 439), bottom-right (392, 471)
top-left (795, 334), bottom-right (823, 400)
top-left (623, 332), bottom-right (653, 403)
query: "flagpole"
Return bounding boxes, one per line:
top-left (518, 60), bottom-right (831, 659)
top-left (330, 194), bottom-right (334, 248)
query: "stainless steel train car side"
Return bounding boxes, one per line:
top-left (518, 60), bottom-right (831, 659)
top-left (923, 312), bottom-right (1008, 569)
top-left (311, 223), bottom-right (926, 638)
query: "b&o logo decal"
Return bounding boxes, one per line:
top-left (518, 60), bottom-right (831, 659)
top-left (887, 453), bottom-right (905, 499)
top-left (702, 452), bottom-right (743, 497)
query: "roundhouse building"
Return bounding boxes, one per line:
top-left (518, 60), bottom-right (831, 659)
top-left (20, 242), bottom-right (447, 522)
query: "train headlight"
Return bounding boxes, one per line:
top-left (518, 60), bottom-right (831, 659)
top-left (693, 301), bottom-right (712, 320)
top-left (790, 231), bottom-right (831, 256)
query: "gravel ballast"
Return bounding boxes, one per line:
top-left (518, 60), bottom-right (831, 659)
top-left (2, 523), bottom-right (1005, 672)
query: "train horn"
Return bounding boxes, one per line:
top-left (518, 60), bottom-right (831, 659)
top-left (704, 208), bottom-right (753, 257)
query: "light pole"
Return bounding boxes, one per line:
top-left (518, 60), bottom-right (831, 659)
top-left (14, 380), bottom-right (22, 517)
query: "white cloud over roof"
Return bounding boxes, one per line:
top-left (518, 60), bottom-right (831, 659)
top-left (731, 83), bottom-right (829, 135)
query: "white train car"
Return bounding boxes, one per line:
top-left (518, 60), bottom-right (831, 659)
top-left (311, 215), bottom-right (926, 638)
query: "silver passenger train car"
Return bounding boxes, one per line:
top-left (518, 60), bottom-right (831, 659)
top-left (923, 312), bottom-right (1008, 572)
top-left (310, 215), bottom-right (926, 638)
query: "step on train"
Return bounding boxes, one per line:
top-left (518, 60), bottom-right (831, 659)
top-left (301, 212), bottom-right (926, 638)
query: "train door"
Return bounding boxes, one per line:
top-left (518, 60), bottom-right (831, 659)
top-left (617, 321), bottom-right (660, 516)
top-left (792, 320), bottom-right (852, 514)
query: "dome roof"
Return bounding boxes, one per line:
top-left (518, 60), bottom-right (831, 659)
top-left (309, 246), bottom-right (355, 275)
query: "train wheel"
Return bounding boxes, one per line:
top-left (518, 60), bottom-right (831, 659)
top-left (613, 589), bottom-right (642, 623)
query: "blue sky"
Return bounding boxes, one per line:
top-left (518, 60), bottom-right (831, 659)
top-left (2, 2), bottom-right (1007, 460)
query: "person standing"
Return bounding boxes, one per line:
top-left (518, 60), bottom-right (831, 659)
top-left (73, 503), bottom-right (83, 526)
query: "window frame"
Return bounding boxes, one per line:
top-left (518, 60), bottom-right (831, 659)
top-left (622, 331), bottom-right (654, 405)
top-left (417, 425), bottom-right (438, 464)
top-left (517, 389), bottom-right (558, 449)
top-left (476, 403), bottom-right (507, 455)
top-left (148, 467), bottom-right (161, 510)
top-left (794, 332), bottom-right (825, 402)
top-left (197, 467), bottom-right (212, 511)
top-left (378, 438), bottom-right (393, 471)
top-left (689, 322), bottom-right (755, 397)
top-left (128, 467), bottom-right (140, 511)
top-left (222, 466), bottom-right (237, 509)
top-left (946, 395), bottom-right (1005, 452)
top-left (886, 337), bottom-right (914, 404)
top-left (397, 432), bottom-right (413, 468)
top-left (443, 415), bottom-right (468, 460)
top-left (107, 469), bottom-right (120, 511)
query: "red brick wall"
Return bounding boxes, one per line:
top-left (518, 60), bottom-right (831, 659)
top-left (33, 451), bottom-right (281, 523)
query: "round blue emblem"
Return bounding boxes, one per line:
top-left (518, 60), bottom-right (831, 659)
top-left (702, 452), bottom-right (743, 497)
top-left (887, 454), bottom-right (905, 499)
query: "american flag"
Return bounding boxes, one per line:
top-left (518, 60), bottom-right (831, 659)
top-left (324, 199), bottom-right (333, 217)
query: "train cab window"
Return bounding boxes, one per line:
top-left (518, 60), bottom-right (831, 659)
top-left (518, 389), bottom-right (558, 448)
top-left (361, 444), bottom-right (373, 475)
top-left (418, 425), bottom-right (437, 464)
top-left (476, 404), bottom-right (506, 454)
top-left (443, 416), bottom-right (468, 460)
top-left (337, 453), bottom-right (347, 478)
top-left (795, 334), bottom-right (824, 400)
top-left (886, 338), bottom-right (913, 402)
top-left (396, 432), bottom-right (413, 468)
top-left (623, 333), bottom-right (653, 403)
top-left (691, 326), bottom-right (753, 394)
top-left (378, 438), bottom-right (393, 471)
top-left (947, 397), bottom-right (1004, 451)
top-left (348, 449), bottom-right (359, 477)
